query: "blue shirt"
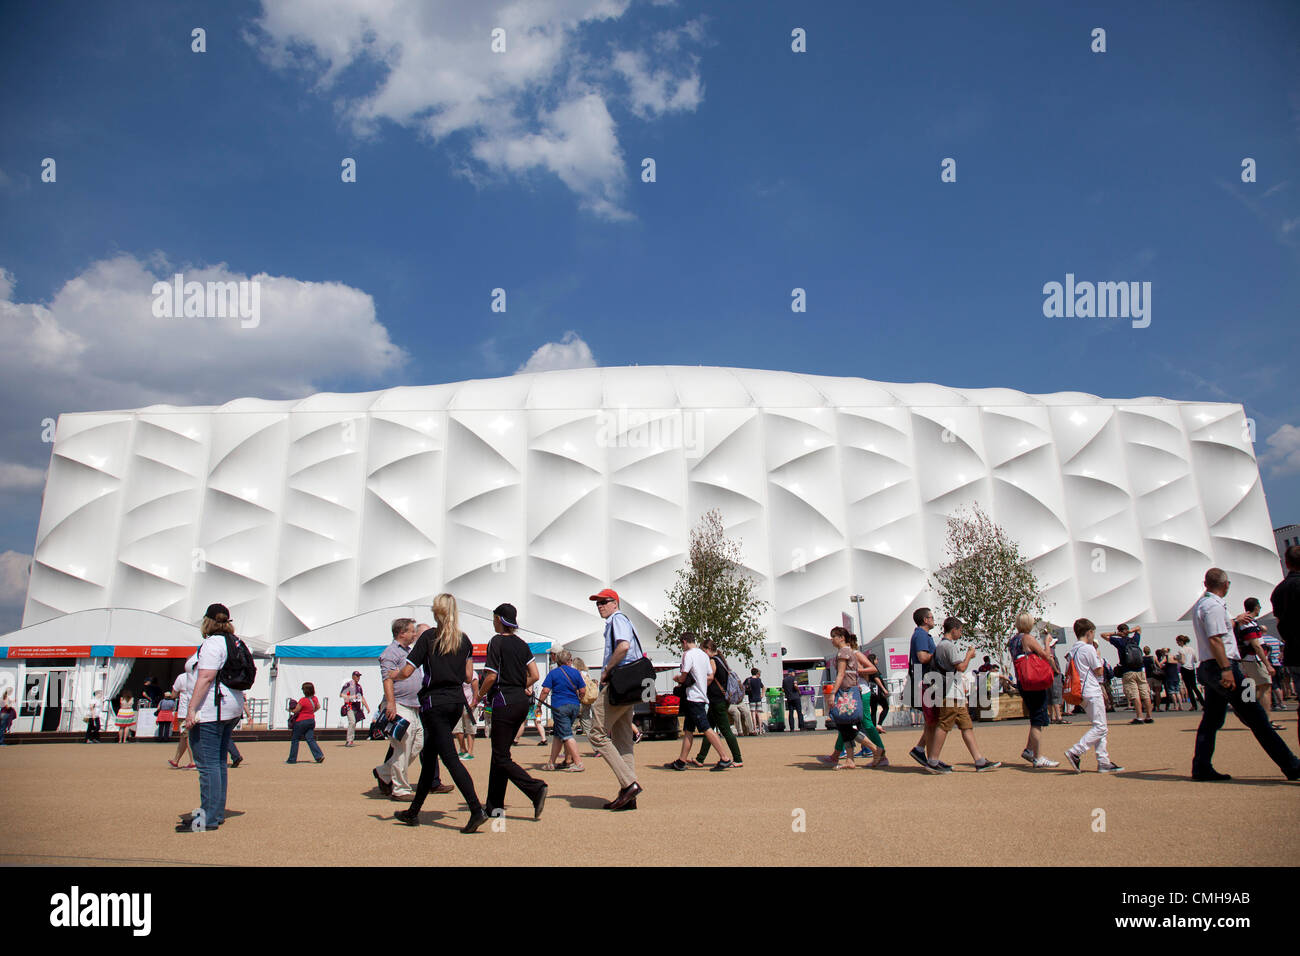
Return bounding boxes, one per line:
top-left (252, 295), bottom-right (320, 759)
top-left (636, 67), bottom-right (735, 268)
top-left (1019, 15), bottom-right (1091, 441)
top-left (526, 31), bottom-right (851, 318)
top-left (542, 664), bottom-right (586, 707)
top-left (908, 627), bottom-right (936, 672)
top-left (602, 611), bottom-right (644, 668)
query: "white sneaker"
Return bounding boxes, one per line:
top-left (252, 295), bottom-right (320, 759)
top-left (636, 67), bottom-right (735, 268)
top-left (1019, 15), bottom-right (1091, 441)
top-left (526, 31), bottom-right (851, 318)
top-left (1033, 756), bottom-right (1060, 768)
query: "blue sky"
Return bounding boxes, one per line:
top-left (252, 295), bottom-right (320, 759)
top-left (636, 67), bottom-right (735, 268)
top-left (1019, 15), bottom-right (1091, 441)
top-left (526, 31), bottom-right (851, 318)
top-left (0, 0), bottom-right (1297, 630)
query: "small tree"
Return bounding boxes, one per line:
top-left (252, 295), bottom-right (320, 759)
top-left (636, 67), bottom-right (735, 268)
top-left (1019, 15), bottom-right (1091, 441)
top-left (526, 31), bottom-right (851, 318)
top-left (928, 503), bottom-right (1049, 663)
top-left (657, 509), bottom-right (770, 666)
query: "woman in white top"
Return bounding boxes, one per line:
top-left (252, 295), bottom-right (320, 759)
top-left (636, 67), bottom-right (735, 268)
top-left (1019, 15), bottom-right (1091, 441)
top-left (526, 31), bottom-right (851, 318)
top-left (168, 656), bottom-right (198, 769)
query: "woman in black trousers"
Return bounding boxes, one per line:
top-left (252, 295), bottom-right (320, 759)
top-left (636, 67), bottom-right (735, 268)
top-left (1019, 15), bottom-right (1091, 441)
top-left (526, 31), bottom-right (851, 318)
top-left (389, 593), bottom-right (488, 834)
top-left (474, 603), bottom-right (547, 820)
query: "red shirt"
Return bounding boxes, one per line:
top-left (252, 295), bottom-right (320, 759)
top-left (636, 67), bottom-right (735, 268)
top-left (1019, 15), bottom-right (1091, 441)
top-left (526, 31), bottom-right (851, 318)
top-left (295, 696), bottom-right (319, 722)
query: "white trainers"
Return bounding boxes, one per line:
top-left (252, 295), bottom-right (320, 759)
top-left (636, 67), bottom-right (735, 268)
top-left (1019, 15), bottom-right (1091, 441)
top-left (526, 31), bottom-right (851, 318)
top-left (1033, 756), bottom-right (1060, 768)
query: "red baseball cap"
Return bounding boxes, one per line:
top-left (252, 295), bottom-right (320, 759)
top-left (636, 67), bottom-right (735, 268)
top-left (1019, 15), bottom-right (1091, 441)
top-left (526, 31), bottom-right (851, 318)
top-left (589, 588), bottom-right (619, 604)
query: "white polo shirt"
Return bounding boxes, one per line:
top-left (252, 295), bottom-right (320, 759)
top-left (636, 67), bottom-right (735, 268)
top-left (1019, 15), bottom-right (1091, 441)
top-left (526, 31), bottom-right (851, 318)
top-left (1191, 592), bottom-right (1238, 663)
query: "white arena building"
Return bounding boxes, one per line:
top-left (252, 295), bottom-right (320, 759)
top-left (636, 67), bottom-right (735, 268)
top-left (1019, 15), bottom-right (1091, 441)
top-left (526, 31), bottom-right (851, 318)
top-left (1, 366), bottom-right (1282, 730)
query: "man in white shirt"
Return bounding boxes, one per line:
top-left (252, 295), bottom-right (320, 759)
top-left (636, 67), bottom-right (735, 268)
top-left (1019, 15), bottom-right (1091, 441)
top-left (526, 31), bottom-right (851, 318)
top-left (666, 632), bottom-right (733, 771)
top-left (1190, 568), bottom-right (1300, 782)
top-left (1063, 619), bottom-right (1123, 773)
top-left (1175, 635), bottom-right (1203, 711)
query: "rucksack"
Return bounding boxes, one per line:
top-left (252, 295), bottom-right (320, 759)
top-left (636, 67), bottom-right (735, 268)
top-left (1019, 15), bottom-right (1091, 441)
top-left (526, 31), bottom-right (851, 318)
top-left (1062, 649), bottom-right (1084, 707)
top-left (1121, 639), bottom-right (1143, 670)
top-left (214, 632), bottom-right (257, 713)
top-left (720, 658), bottom-right (745, 706)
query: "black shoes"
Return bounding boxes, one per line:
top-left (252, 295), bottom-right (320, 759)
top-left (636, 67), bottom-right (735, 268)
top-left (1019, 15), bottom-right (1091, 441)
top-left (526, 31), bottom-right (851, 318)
top-left (373, 769), bottom-right (393, 796)
top-left (230, 757), bottom-right (243, 769)
top-left (607, 781), bottom-right (642, 810)
top-left (532, 784), bottom-right (548, 820)
top-left (461, 810), bottom-right (490, 834)
top-left (394, 807), bottom-right (420, 826)
top-left (1191, 768), bottom-right (1232, 782)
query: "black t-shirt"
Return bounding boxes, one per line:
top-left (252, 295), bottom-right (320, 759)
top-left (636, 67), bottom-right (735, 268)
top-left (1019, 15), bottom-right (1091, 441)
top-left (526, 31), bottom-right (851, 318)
top-left (706, 656), bottom-right (729, 703)
top-left (782, 674), bottom-right (799, 701)
top-left (485, 632), bottom-right (533, 697)
top-left (1143, 655), bottom-right (1159, 680)
top-left (743, 676), bottom-right (763, 702)
top-left (405, 629), bottom-right (472, 703)
top-left (1271, 570), bottom-right (1300, 667)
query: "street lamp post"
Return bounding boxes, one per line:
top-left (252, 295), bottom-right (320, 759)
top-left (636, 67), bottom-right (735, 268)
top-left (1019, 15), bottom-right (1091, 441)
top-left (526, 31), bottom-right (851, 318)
top-left (849, 594), bottom-right (865, 643)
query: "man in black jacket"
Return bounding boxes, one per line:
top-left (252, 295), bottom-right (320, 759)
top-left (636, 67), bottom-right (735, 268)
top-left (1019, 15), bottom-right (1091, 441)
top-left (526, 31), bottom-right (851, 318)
top-left (1271, 545), bottom-right (1300, 750)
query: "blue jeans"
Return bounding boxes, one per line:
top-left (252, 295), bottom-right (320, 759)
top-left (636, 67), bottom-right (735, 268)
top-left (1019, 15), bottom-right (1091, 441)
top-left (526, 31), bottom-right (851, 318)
top-left (189, 720), bottom-right (237, 828)
top-left (288, 719), bottom-right (324, 762)
top-left (551, 703), bottom-right (580, 740)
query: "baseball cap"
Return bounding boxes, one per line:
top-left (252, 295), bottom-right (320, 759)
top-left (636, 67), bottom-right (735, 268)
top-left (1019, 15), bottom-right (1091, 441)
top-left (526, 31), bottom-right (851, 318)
top-left (588, 588), bottom-right (619, 604)
top-left (493, 603), bottom-right (519, 628)
top-left (204, 603), bottom-right (230, 620)
top-left (352, 671), bottom-right (361, 677)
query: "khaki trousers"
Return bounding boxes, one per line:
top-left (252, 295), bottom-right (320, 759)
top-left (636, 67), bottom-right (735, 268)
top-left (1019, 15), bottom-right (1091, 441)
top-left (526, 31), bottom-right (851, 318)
top-left (590, 685), bottom-right (637, 789)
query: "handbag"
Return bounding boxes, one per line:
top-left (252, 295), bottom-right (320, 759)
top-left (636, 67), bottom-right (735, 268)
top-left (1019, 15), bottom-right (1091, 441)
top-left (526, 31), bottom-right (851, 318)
top-left (830, 685), bottom-right (863, 725)
top-left (1010, 635), bottom-right (1054, 692)
top-left (606, 623), bottom-right (656, 706)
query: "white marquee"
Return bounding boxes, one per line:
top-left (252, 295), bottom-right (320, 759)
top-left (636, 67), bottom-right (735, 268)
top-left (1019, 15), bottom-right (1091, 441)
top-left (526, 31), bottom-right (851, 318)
top-left (22, 366), bottom-right (1280, 661)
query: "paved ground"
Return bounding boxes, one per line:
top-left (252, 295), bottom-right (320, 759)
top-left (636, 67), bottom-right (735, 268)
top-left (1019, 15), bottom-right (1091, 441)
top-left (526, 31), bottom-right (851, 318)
top-left (2, 709), bottom-right (1297, 866)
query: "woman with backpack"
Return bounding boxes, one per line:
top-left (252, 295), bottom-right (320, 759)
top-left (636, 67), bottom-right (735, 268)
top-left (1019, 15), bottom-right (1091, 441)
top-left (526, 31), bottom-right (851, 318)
top-left (694, 639), bottom-right (743, 768)
top-left (538, 648), bottom-right (586, 772)
top-left (286, 682), bottom-right (326, 764)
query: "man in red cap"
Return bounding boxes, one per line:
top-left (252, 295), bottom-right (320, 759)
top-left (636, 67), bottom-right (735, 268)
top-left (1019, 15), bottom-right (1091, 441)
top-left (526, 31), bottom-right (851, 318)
top-left (589, 589), bottom-right (644, 810)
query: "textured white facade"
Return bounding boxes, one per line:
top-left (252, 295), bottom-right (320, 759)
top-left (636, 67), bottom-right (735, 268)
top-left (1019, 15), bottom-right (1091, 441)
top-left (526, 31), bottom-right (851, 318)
top-left (23, 366), bottom-right (1280, 661)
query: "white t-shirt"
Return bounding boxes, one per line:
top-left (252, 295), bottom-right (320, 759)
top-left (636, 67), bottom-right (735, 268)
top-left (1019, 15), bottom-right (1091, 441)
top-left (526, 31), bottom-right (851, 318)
top-left (192, 635), bottom-right (245, 723)
top-left (681, 647), bottom-right (712, 705)
top-left (172, 663), bottom-right (196, 718)
top-left (1071, 642), bottom-right (1104, 700)
top-left (1192, 592), bottom-right (1237, 662)
top-left (1177, 644), bottom-right (1199, 671)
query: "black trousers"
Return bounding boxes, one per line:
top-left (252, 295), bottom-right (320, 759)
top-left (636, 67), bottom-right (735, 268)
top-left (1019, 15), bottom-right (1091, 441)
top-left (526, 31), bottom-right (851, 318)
top-left (83, 718), bottom-right (100, 742)
top-left (785, 699), bottom-right (805, 730)
top-left (487, 693), bottom-right (544, 811)
top-left (410, 698), bottom-right (480, 815)
top-left (1193, 661), bottom-right (1298, 777)
top-left (870, 687), bottom-right (889, 728)
top-left (1181, 668), bottom-right (1204, 708)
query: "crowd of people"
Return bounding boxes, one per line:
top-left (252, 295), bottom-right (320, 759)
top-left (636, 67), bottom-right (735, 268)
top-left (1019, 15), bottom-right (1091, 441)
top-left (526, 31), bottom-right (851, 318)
top-left (161, 547), bottom-right (1300, 833)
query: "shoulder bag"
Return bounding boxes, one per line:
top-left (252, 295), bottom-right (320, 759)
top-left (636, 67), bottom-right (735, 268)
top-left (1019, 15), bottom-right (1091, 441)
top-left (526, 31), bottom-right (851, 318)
top-left (607, 623), bottom-right (656, 706)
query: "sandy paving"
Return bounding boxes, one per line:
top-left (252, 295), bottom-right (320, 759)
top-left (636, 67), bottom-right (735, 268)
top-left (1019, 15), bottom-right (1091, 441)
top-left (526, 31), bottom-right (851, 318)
top-left (2, 710), bottom-right (1297, 867)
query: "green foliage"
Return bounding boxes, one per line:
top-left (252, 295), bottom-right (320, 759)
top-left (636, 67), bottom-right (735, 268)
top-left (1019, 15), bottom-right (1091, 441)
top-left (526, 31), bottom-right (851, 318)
top-left (927, 503), bottom-right (1049, 661)
top-left (656, 509), bottom-right (770, 666)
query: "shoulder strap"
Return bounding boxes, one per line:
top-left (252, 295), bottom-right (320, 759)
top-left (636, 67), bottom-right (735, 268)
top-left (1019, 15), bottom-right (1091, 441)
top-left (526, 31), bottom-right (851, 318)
top-left (559, 666), bottom-right (579, 693)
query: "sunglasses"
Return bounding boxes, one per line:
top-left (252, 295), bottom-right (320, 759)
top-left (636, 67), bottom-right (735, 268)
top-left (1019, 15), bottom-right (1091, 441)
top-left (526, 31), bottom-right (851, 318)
top-left (595, 599), bottom-right (613, 606)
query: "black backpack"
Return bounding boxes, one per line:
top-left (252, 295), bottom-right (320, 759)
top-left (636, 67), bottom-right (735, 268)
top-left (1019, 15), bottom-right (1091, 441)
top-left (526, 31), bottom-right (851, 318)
top-left (1121, 639), bottom-right (1143, 670)
top-left (216, 634), bottom-right (257, 691)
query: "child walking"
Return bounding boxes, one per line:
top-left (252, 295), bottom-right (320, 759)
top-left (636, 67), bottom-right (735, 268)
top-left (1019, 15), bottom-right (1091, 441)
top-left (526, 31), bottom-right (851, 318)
top-left (1064, 618), bottom-right (1124, 773)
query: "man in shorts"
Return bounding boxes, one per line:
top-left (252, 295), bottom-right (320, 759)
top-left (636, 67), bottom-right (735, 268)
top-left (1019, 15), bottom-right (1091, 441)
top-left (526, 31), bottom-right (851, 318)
top-left (1104, 624), bottom-right (1153, 724)
top-left (1235, 598), bottom-right (1277, 725)
top-left (667, 632), bottom-right (732, 771)
top-left (924, 617), bottom-right (1000, 773)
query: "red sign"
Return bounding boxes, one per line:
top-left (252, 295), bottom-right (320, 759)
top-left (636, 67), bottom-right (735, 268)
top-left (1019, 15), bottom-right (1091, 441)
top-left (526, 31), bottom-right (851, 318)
top-left (114, 646), bottom-right (197, 659)
top-left (5, 646), bottom-right (92, 658)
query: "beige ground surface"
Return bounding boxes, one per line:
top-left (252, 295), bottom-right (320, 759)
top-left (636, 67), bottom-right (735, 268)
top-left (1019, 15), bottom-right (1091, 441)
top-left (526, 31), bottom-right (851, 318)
top-left (2, 710), bottom-right (1297, 867)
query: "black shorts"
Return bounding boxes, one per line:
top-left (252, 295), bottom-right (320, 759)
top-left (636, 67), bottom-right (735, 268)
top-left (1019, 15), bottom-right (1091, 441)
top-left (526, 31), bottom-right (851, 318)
top-left (683, 700), bottom-right (711, 732)
top-left (1020, 689), bottom-right (1049, 728)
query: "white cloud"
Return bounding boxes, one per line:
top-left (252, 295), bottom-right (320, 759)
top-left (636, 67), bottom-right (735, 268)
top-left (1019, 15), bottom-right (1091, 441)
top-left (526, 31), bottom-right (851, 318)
top-left (516, 331), bottom-right (597, 373)
top-left (249, 0), bottom-right (706, 219)
top-left (0, 463), bottom-right (45, 492)
top-left (611, 48), bottom-right (702, 118)
top-left (0, 551), bottom-right (31, 607)
top-left (1261, 424), bottom-right (1300, 476)
top-left (0, 254), bottom-right (406, 413)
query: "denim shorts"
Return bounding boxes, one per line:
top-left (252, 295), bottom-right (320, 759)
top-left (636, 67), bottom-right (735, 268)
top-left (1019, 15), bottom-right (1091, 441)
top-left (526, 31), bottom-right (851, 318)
top-left (1020, 688), bottom-right (1049, 728)
top-left (683, 700), bottom-right (711, 732)
top-left (551, 703), bottom-right (580, 740)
